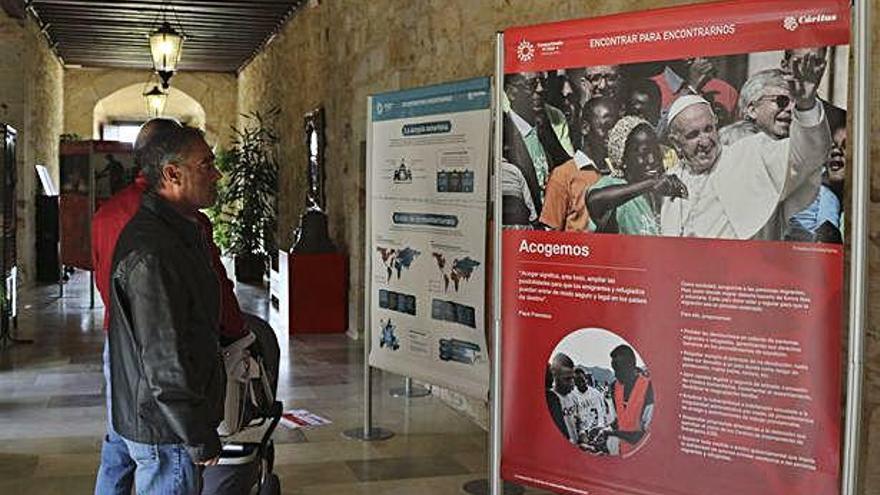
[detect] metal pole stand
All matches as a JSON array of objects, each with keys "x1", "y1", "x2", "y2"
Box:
[
  {"x1": 344, "y1": 94, "x2": 395, "y2": 443},
  {"x1": 462, "y1": 479, "x2": 524, "y2": 495},
  {"x1": 89, "y1": 270, "x2": 95, "y2": 309},
  {"x1": 342, "y1": 365, "x2": 394, "y2": 441},
  {"x1": 842, "y1": 1, "x2": 872, "y2": 494},
  {"x1": 390, "y1": 376, "x2": 431, "y2": 398},
  {"x1": 59, "y1": 265, "x2": 66, "y2": 298}
]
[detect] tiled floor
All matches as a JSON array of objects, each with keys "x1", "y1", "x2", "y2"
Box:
[{"x1": 0, "y1": 271, "x2": 548, "y2": 494}]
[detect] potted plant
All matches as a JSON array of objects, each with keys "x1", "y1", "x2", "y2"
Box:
[
  {"x1": 223, "y1": 108, "x2": 280, "y2": 283},
  {"x1": 204, "y1": 148, "x2": 234, "y2": 254}
]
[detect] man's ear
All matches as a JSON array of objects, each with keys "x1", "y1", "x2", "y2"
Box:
[
  {"x1": 744, "y1": 102, "x2": 758, "y2": 122},
  {"x1": 668, "y1": 131, "x2": 683, "y2": 156},
  {"x1": 160, "y1": 162, "x2": 182, "y2": 186}
]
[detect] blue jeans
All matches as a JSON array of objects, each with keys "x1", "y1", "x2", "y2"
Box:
[
  {"x1": 94, "y1": 340, "x2": 136, "y2": 495},
  {"x1": 96, "y1": 341, "x2": 202, "y2": 494},
  {"x1": 121, "y1": 438, "x2": 202, "y2": 495}
]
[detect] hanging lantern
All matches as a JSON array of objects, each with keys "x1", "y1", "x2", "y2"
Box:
[
  {"x1": 143, "y1": 85, "x2": 168, "y2": 116},
  {"x1": 149, "y1": 21, "x2": 184, "y2": 85}
]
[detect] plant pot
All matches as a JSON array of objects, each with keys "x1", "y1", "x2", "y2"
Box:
[{"x1": 234, "y1": 254, "x2": 266, "y2": 284}]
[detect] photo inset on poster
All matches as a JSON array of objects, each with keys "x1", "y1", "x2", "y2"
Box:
[
  {"x1": 431, "y1": 298, "x2": 476, "y2": 328},
  {"x1": 502, "y1": 47, "x2": 846, "y2": 244},
  {"x1": 436, "y1": 169, "x2": 475, "y2": 193},
  {"x1": 439, "y1": 338, "x2": 483, "y2": 365},
  {"x1": 378, "y1": 289, "x2": 416, "y2": 315},
  {"x1": 546, "y1": 328, "x2": 653, "y2": 458}
]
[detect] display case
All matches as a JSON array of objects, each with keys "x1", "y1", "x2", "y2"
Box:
[
  {"x1": 0, "y1": 124, "x2": 18, "y2": 345},
  {"x1": 36, "y1": 165, "x2": 60, "y2": 283}
]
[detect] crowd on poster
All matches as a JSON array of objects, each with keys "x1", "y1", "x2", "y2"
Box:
[{"x1": 501, "y1": 47, "x2": 846, "y2": 243}]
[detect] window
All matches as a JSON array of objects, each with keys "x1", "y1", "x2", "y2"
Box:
[{"x1": 102, "y1": 122, "x2": 144, "y2": 144}]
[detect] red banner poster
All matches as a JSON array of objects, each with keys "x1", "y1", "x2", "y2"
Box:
[
  {"x1": 59, "y1": 141, "x2": 133, "y2": 270},
  {"x1": 499, "y1": 1, "x2": 849, "y2": 494}
]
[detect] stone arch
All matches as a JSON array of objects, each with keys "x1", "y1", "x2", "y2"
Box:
[
  {"x1": 93, "y1": 83, "x2": 206, "y2": 139},
  {"x1": 64, "y1": 68, "x2": 238, "y2": 148}
]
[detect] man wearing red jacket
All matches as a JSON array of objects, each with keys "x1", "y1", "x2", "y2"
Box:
[{"x1": 93, "y1": 119, "x2": 246, "y2": 494}]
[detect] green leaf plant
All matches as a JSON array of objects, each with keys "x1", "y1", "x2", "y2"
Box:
[{"x1": 219, "y1": 107, "x2": 280, "y2": 258}]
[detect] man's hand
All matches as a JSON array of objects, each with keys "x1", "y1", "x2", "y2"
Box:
[
  {"x1": 196, "y1": 456, "x2": 220, "y2": 466},
  {"x1": 653, "y1": 175, "x2": 688, "y2": 199},
  {"x1": 686, "y1": 57, "x2": 716, "y2": 92},
  {"x1": 787, "y1": 51, "x2": 826, "y2": 110}
]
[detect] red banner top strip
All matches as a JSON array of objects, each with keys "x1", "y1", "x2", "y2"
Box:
[
  {"x1": 504, "y1": 0, "x2": 850, "y2": 73},
  {"x1": 93, "y1": 141, "x2": 133, "y2": 153},
  {"x1": 60, "y1": 141, "x2": 92, "y2": 154}
]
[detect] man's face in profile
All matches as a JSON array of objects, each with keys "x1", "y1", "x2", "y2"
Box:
[
  {"x1": 554, "y1": 365, "x2": 575, "y2": 395},
  {"x1": 175, "y1": 136, "x2": 221, "y2": 209},
  {"x1": 611, "y1": 353, "x2": 636, "y2": 383}
]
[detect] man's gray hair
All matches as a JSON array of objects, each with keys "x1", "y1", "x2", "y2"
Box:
[
  {"x1": 551, "y1": 352, "x2": 574, "y2": 372},
  {"x1": 132, "y1": 118, "x2": 182, "y2": 168},
  {"x1": 138, "y1": 126, "x2": 205, "y2": 190},
  {"x1": 134, "y1": 118, "x2": 181, "y2": 151},
  {"x1": 738, "y1": 69, "x2": 787, "y2": 118}
]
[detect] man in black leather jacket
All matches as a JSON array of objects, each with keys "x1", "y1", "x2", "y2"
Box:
[{"x1": 108, "y1": 125, "x2": 225, "y2": 493}]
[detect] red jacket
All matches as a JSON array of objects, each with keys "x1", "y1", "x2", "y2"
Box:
[{"x1": 91, "y1": 175, "x2": 245, "y2": 338}]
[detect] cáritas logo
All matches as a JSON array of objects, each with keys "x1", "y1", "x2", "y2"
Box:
[
  {"x1": 516, "y1": 40, "x2": 535, "y2": 62},
  {"x1": 784, "y1": 12, "x2": 838, "y2": 31}
]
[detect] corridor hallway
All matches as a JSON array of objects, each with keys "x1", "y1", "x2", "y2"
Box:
[{"x1": 0, "y1": 272, "x2": 546, "y2": 494}]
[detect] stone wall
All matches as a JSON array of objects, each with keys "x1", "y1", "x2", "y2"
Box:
[
  {"x1": 0, "y1": 9, "x2": 63, "y2": 285},
  {"x1": 239, "y1": 1, "x2": 880, "y2": 491},
  {"x1": 236, "y1": 0, "x2": 714, "y2": 431},
  {"x1": 64, "y1": 68, "x2": 238, "y2": 149},
  {"x1": 238, "y1": 0, "x2": 723, "y2": 341}
]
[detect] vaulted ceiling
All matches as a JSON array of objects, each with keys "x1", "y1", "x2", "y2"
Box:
[{"x1": 10, "y1": 0, "x2": 305, "y2": 72}]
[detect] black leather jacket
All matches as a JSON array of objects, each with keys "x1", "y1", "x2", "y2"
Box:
[{"x1": 109, "y1": 192, "x2": 224, "y2": 462}]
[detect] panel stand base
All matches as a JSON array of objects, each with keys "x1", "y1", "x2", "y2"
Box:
[
  {"x1": 390, "y1": 384, "x2": 431, "y2": 398},
  {"x1": 462, "y1": 479, "x2": 525, "y2": 494},
  {"x1": 341, "y1": 427, "x2": 395, "y2": 442}
]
